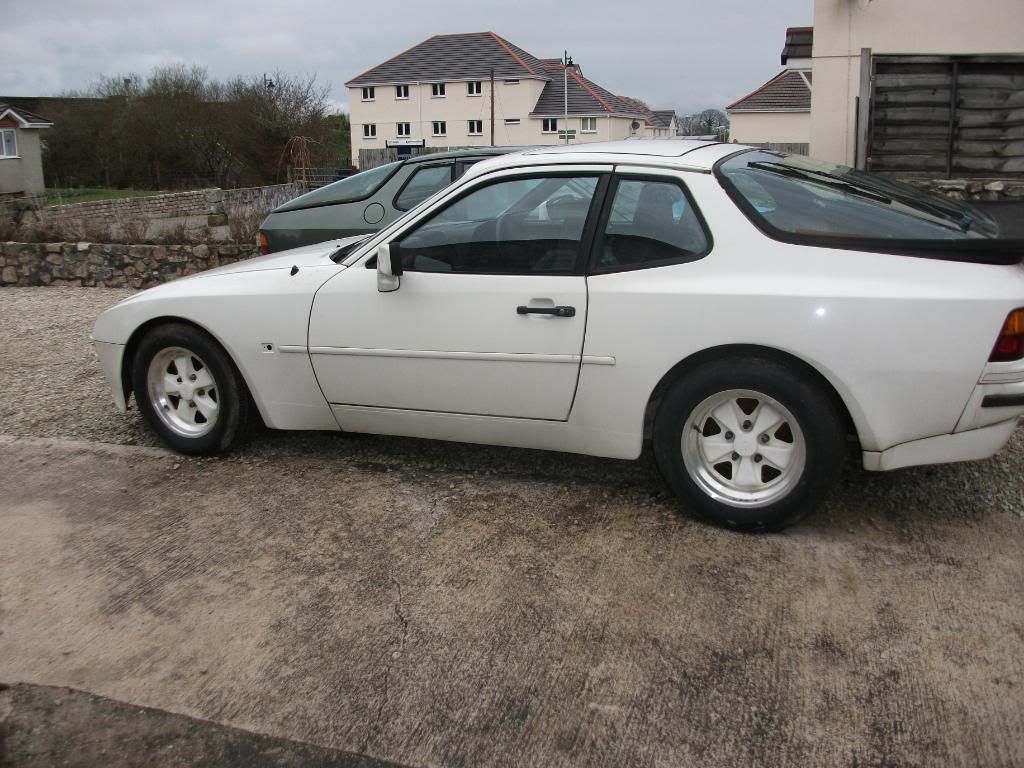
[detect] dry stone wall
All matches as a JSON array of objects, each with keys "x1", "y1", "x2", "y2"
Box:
[{"x1": 0, "y1": 242, "x2": 259, "y2": 289}]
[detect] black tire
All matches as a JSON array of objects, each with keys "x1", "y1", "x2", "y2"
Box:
[
  {"x1": 652, "y1": 356, "x2": 845, "y2": 532},
  {"x1": 131, "y1": 323, "x2": 250, "y2": 455}
]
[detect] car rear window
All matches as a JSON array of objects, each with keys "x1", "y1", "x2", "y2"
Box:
[
  {"x1": 717, "y1": 150, "x2": 999, "y2": 242},
  {"x1": 276, "y1": 161, "x2": 403, "y2": 212}
]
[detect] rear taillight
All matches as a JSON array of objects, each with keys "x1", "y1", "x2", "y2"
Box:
[
  {"x1": 257, "y1": 231, "x2": 270, "y2": 255},
  {"x1": 990, "y1": 308, "x2": 1024, "y2": 362}
]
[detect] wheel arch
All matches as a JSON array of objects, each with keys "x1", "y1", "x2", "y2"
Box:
[
  {"x1": 642, "y1": 344, "x2": 864, "y2": 448},
  {"x1": 121, "y1": 315, "x2": 264, "y2": 424}
]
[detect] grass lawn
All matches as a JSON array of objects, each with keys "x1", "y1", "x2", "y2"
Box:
[{"x1": 44, "y1": 188, "x2": 164, "y2": 206}]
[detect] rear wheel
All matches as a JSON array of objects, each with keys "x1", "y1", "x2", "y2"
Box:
[
  {"x1": 132, "y1": 323, "x2": 249, "y2": 455},
  {"x1": 653, "y1": 357, "x2": 845, "y2": 531}
]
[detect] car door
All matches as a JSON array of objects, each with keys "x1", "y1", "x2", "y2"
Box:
[{"x1": 308, "y1": 167, "x2": 610, "y2": 420}]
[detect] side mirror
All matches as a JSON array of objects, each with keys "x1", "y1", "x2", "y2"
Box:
[{"x1": 376, "y1": 242, "x2": 403, "y2": 292}]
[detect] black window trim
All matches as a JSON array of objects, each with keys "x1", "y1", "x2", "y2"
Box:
[
  {"x1": 391, "y1": 169, "x2": 613, "y2": 277},
  {"x1": 391, "y1": 161, "x2": 455, "y2": 212},
  {"x1": 586, "y1": 172, "x2": 714, "y2": 275},
  {"x1": 713, "y1": 149, "x2": 1023, "y2": 266}
]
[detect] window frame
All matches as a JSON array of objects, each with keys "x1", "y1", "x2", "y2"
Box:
[
  {"x1": 362, "y1": 123, "x2": 377, "y2": 139},
  {"x1": 713, "y1": 149, "x2": 1022, "y2": 264},
  {"x1": 503, "y1": 118, "x2": 520, "y2": 126},
  {"x1": 395, "y1": 84, "x2": 409, "y2": 99},
  {"x1": 396, "y1": 122, "x2": 411, "y2": 138},
  {"x1": 587, "y1": 172, "x2": 714, "y2": 275},
  {"x1": 431, "y1": 82, "x2": 446, "y2": 98},
  {"x1": 467, "y1": 81, "x2": 482, "y2": 96},
  {"x1": 432, "y1": 120, "x2": 447, "y2": 137},
  {"x1": 581, "y1": 117, "x2": 597, "y2": 134},
  {"x1": 361, "y1": 86, "x2": 375, "y2": 101},
  {"x1": 392, "y1": 162, "x2": 455, "y2": 212},
  {"x1": 392, "y1": 170, "x2": 612, "y2": 276},
  {"x1": 0, "y1": 128, "x2": 17, "y2": 158},
  {"x1": 467, "y1": 119, "x2": 483, "y2": 136},
  {"x1": 542, "y1": 118, "x2": 558, "y2": 134},
  {"x1": 503, "y1": 79, "x2": 520, "y2": 85}
]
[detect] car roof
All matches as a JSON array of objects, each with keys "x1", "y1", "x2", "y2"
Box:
[
  {"x1": 404, "y1": 146, "x2": 530, "y2": 164},
  {"x1": 461, "y1": 139, "x2": 752, "y2": 178}
]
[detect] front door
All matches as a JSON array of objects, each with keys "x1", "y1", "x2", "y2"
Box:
[{"x1": 308, "y1": 170, "x2": 608, "y2": 420}]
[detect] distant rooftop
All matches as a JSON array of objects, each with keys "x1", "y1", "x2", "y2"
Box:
[
  {"x1": 0, "y1": 103, "x2": 53, "y2": 127},
  {"x1": 725, "y1": 69, "x2": 811, "y2": 113},
  {"x1": 345, "y1": 32, "x2": 548, "y2": 86},
  {"x1": 781, "y1": 26, "x2": 813, "y2": 65}
]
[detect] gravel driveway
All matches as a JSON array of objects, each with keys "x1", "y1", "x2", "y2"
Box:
[{"x1": 1, "y1": 286, "x2": 1023, "y2": 767}]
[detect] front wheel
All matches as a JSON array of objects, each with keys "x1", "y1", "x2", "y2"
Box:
[
  {"x1": 653, "y1": 357, "x2": 845, "y2": 531},
  {"x1": 132, "y1": 323, "x2": 250, "y2": 455}
]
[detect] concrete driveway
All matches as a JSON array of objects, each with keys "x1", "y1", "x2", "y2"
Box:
[{"x1": 2, "y1": 433, "x2": 1023, "y2": 767}]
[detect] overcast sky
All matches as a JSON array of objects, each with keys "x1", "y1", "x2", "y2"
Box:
[{"x1": 2, "y1": 0, "x2": 812, "y2": 116}]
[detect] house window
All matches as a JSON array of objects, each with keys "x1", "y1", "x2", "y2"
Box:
[
  {"x1": 395, "y1": 84, "x2": 409, "y2": 99},
  {"x1": 504, "y1": 118, "x2": 520, "y2": 126},
  {"x1": 397, "y1": 122, "x2": 411, "y2": 137},
  {"x1": 542, "y1": 118, "x2": 558, "y2": 133},
  {"x1": 361, "y1": 86, "x2": 375, "y2": 101},
  {"x1": 363, "y1": 124, "x2": 377, "y2": 139},
  {"x1": 468, "y1": 120, "x2": 483, "y2": 135},
  {"x1": 504, "y1": 79, "x2": 520, "y2": 85},
  {"x1": 0, "y1": 129, "x2": 16, "y2": 158},
  {"x1": 581, "y1": 117, "x2": 597, "y2": 133},
  {"x1": 432, "y1": 121, "x2": 447, "y2": 136},
  {"x1": 467, "y1": 81, "x2": 482, "y2": 96},
  {"x1": 431, "y1": 83, "x2": 446, "y2": 97}
]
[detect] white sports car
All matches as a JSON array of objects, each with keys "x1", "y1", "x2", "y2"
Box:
[{"x1": 94, "y1": 140, "x2": 1024, "y2": 530}]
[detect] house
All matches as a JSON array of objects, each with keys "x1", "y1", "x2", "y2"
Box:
[
  {"x1": 809, "y1": 0, "x2": 1024, "y2": 177},
  {"x1": 345, "y1": 32, "x2": 676, "y2": 168},
  {"x1": 0, "y1": 103, "x2": 52, "y2": 197},
  {"x1": 725, "y1": 27, "x2": 812, "y2": 154}
]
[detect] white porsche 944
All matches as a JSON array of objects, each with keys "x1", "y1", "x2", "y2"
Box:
[{"x1": 94, "y1": 141, "x2": 1024, "y2": 530}]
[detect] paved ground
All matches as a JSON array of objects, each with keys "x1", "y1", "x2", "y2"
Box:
[{"x1": 1, "y1": 287, "x2": 1023, "y2": 767}]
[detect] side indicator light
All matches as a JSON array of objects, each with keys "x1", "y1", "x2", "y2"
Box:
[{"x1": 258, "y1": 231, "x2": 270, "y2": 255}]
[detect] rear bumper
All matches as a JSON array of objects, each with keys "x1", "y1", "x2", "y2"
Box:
[
  {"x1": 94, "y1": 341, "x2": 127, "y2": 413},
  {"x1": 863, "y1": 417, "x2": 1020, "y2": 471}
]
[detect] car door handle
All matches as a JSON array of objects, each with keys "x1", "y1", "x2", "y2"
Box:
[{"x1": 516, "y1": 305, "x2": 576, "y2": 317}]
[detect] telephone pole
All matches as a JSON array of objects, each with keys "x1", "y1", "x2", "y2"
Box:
[{"x1": 490, "y1": 68, "x2": 495, "y2": 146}]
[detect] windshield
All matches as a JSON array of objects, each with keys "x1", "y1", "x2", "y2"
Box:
[
  {"x1": 276, "y1": 161, "x2": 403, "y2": 212},
  {"x1": 717, "y1": 150, "x2": 999, "y2": 241}
]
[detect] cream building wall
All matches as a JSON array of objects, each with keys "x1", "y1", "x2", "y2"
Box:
[
  {"x1": 729, "y1": 111, "x2": 811, "y2": 145},
  {"x1": 348, "y1": 79, "x2": 642, "y2": 166},
  {"x1": 810, "y1": 0, "x2": 1024, "y2": 165}
]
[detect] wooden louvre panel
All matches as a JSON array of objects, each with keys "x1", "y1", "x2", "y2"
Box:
[{"x1": 868, "y1": 55, "x2": 1024, "y2": 178}]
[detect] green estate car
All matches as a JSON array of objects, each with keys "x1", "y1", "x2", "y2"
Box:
[{"x1": 258, "y1": 148, "x2": 521, "y2": 254}]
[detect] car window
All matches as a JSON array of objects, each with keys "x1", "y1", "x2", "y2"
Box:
[
  {"x1": 394, "y1": 164, "x2": 453, "y2": 211},
  {"x1": 276, "y1": 161, "x2": 403, "y2": 212},
  {"x1": 397, "y1": 175, "x2": 599, "y2": 274},
  {"x1": 594, "y1": 178, "x2": 709, "y2": 272},
  {"x1": 717, "y1": 150, "x2": 998, "y2": 241}
]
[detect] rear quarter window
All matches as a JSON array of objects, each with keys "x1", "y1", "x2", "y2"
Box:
[{"x1": 716, "y1": 150, "x2": 998, "y2": 243}]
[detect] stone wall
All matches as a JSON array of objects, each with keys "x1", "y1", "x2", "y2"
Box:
[
  {"x1": 0, "y1": 241, "x2": 259, "y2": 289},
  {"x1": 33, "y1": 183, "x2": 305, "y2": 228},
  {"x1": 900, "y1": 178, "x2": 1024, "y2": 202},
  {"x1": 41, "y1": 190, "x2": 216, "y2": 223}
]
